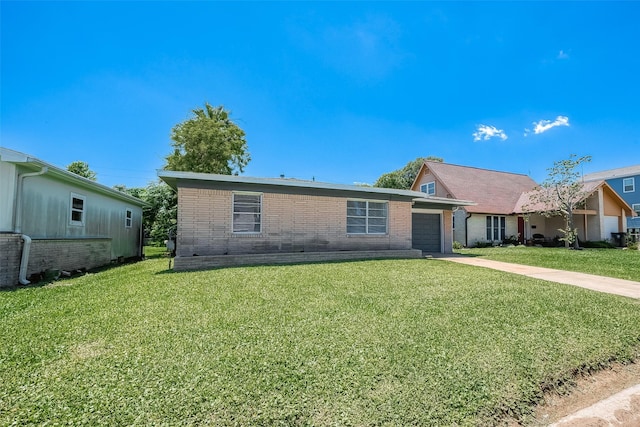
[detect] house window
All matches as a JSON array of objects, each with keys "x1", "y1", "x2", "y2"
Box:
[
  {"x1": 623, "y1": 177, "x2": 635, "y2": 193},
  {"x1": 233, "y1": 193, "x2": 262, "y2": 233},
  {"x1": 420, "y1": 181, "x2": 436, "y2": 195},
  {"x1": 633, "y1": 203, "x2": 640, "y2": 214},
  {"x1": 486, "y1": 215, "x2": 506, "y2": 241},
  {"x1": 125, "y1": 208, "x2": 133, "y2": 228},
  {"x1": 347, "y1": 200, "x2": 388, "y2": 234},
  {"x1": 70, "y1": 193, "x2": 86, "y2": 226}
]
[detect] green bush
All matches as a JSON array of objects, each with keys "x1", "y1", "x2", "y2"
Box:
[
  {"x1": 582, "y1": 240, "x2": 616, "y2": 249},
  {"x1": 453, "y1": 241, "x2": 464, "y2": 250}
]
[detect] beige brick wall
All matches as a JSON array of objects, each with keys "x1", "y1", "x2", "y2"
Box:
[{"x1": 177, "y1": 187, "x2": 413, "y2": 257}]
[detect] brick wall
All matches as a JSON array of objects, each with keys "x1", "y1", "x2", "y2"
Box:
[
  {"x1": 0, "y1": 234, "x2": 21, "y2": 288},
  {"x1": 177, "y1": 187, "x2": 413, "y2": 257},
  {"x1": 27, "y1": 238, "x2": 112, "y2": 277}
]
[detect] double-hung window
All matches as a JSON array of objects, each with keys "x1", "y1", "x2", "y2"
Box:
[
  {"x1": 347, "y1": 200, "x2": 388, "y2": 234},
  {"x1": 486, "y1": 215, "x2": 505, "y2": 241},
  {"x1": 623, "y1": 177, "x2": 635, "y2": 193},
  {"x1": 233, "y1": 193, "x2": 262, "y2": 233},
  {"x1": 70, "y1": 193, "x2": 86, "y2": 226},
  {"x1": 633, "y1": 203, "x2": 640, "y2": 214},
  {"x1": 420, "y1": 181, "x2": 436, "y2": 195}
]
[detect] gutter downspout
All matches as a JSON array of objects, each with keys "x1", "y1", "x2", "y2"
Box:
[
  {"x1": 15, "y1": 165, "x2": 48, "y2": 285},
  {"x1": 19, "y1": 235, "x2": 32, "y2": 285},
  {"x1": 465, "y1": 213, "x2": 472, "y2": 247}
]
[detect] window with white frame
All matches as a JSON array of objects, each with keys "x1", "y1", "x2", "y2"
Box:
[
  {"x1": 125, "y1": 208, "x2": 133, "y2": 228},
  {"x1": 486, "y1": 215, "x2": 506, "y2": 241},
  {"x1": 233, "y1": 193, "x2": 262, "y2": 233},
  {"x1": 347, "y1": 200, "x2": 388, "y2": 234},
  {"x1": 633, "y1": 203, "x2": 640, "y2": 214},
  {"x1": 420, "y1": 181, "x2": 436, "y2": 195},
  {"x1": 70, "y1": 193, "x2": 86, "y2": 226},
  {"x1": 623, "y1": 177, "x2": 635, "y2": 193}
]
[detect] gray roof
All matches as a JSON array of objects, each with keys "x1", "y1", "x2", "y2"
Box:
[
  {"x1": 1, "y1": 146, "x2": 146, "y2": 206},
  {"x1": 158, "y1": 170, "x2": 475, "y2": 209},
  {"x1": 584, "y1": 164, "x2": 640, "y2": 181}
]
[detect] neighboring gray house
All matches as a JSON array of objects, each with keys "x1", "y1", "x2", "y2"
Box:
[
  {"x1": 158, "y1": 170, "x2": 473, "y2": 271},
  {"x1": 0, "y1": 147, "x2": 145, "y2": 287}
]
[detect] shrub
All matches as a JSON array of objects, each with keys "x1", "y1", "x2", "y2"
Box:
[
  {"x1": 474, "y1": 241, "x2": 494, "y2": 248},
  {"x1": 628, "y1": 241, "x2": 639, "y2": 250},
  {"x1": 453, "y1": 241, "x2": 464, "y2": 250},
  {"x1": 582, "y1": 241, "x2": 616, "y2": 249}
]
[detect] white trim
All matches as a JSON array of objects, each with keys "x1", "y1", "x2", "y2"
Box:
[
  {"x1": 125, "y1": 208, "x2": 133, "y2": 228},
  {"x1": 411, "y1": 208, "x2": 444, "y2": 214},
  {"x1": 69, "y1": 192, "x2": 86, "y2": 226},
  {"x1": 347, "y1": 199, "x2": 388, "y2": 235},
  {"x1": 232, "y1": 192, "x2": 262, "y2": 234},
  {"x1": 420, "y1": 181, "x2": 436, "y2": 195},
  {"x1": 623, "y1": 177, "x2": 635, "y2": 193}
]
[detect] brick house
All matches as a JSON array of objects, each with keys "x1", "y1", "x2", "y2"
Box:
[
  {"x1": 158, "y1": 171, "x2": 473, "y2": 270},
  {"x1": 0, "y1": 147, "x2": 145, "y2": 287}
]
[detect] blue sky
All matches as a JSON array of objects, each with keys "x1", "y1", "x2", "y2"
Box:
[{"x1": 2, "y1": 1, "x2": 639, "y2": 188}]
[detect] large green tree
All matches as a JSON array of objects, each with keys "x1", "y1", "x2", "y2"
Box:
[
  {"x1": 165, "y1": 103, "x2": 250, "y2": 174},
  {"x1": 115, "y1": 182, "x2": 177, "y2": 244},
  {"x1": 524, "y1": 154, "x2": 592, "y2": 249},
  {"x1": 374, "y1": 156, "x2": 443, "y2": 190},
  {"x1": 66, "y1": 161, "x2": 97, "y2": 181}
]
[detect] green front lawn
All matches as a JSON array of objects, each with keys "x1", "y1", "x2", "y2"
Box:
[
  {"x1": 456, "y1": 246, "x2": 640, "y2": 282},
  {"x1": 1, "y1": 257, "x2": 639, "y2": 425}
]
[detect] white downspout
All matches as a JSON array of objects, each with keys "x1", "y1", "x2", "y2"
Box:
[
  {"x1": 15, "y1": 165, "x2": 48, "y2": 285},
  {"x1": 19, "y1": 235, "x2": 32, "y2": 285}
]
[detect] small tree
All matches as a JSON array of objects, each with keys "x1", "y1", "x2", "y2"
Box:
[
  {"x1": 165, "y1": 103, "x2": 250, "y2": 175},
  {"x1": 67, "y1": 161, "x2": 97, "y2": 181},
  {"x1": 525, "y1": 154, "x2": 592, "y2": 249},
  {"x1": 374, "y1": 156, "x2": 443, "y2": 190}
]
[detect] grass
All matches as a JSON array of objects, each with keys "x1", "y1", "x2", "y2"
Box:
[
  {"x1": 1, "y1": 257, "x2": 639, "y2": 425},
  {"x1": 456, "y1": 246, "x2": 640, "y2": 282}
]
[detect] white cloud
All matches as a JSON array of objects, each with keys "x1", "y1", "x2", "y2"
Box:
[
  {"x1": 557, "y1": 50, "x2": 569, "y2": 60},
  {"x1": 530, "y1": 116, "x2": 570, "y2": 135},
  {"x1": 473, "y1": 124, "x2": 508, "y2": 142}
]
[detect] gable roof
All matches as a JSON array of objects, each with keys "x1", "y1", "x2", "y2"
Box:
[
  {"x1": 513, "y1": 180, "x2": 634, "y2": 215},
  {"x1": 0, "y1": 147, "x2": 146, "y2": 206},
  {"x1": 413, "y1": 161, "x2": 537, "y2": 214},
  {"x1": 583, "y1": 164, "x2": 640, "y2": 181},
  {"x1": 158, "y1": 170, "x2": 475, "y2": 210}
]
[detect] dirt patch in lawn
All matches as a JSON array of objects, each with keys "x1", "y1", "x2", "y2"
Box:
[{"x1": 526, "y1": 360, "x2": 640, "y2": 426}]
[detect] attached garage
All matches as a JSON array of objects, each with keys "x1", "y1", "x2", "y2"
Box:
[{"x1": 412, "y1": 212, "x2": 441, "y2": 253}]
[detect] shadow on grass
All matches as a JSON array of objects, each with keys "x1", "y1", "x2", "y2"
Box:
[{"x1": 153, "y1": 256, "x2": 437, "y2": 275}]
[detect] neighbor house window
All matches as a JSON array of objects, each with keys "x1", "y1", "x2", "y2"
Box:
[
  {"x1": 623, "y1": 177, "x2": 635, "y2": 193},
  {"x1": 233, "y1": 193, "x2": 262, "y2": 233},
  {"x1": 486, "y1": 215, "x2": 506, "y2": 241},
  {"x1": 125, "y1": 208, "x2": 133, "y2": 228},
  {"x1": 633, "y1": 203, "x2": 640, "y2": 214},
  {"x1": 70, "y1": 193, "x2": 86, "y2": 226},
  {"x1": 420, "y1": 181, "x2": 436, "y2": 195},
  {"x1": 347, "y1": 200, "x2": 388, "y2": 234}
]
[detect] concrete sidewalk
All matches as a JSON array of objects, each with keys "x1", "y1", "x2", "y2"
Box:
[
  {"x1": 431, "y1": 253, "x2": 640, "y2": 425},
  {"x1": 431, "y1": 254, "x2": 640, "y2": 299}
]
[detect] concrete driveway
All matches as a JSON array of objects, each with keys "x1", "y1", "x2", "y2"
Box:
[{"x1": 432, "y1": 254, "x2": 640, "y2": 299}]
